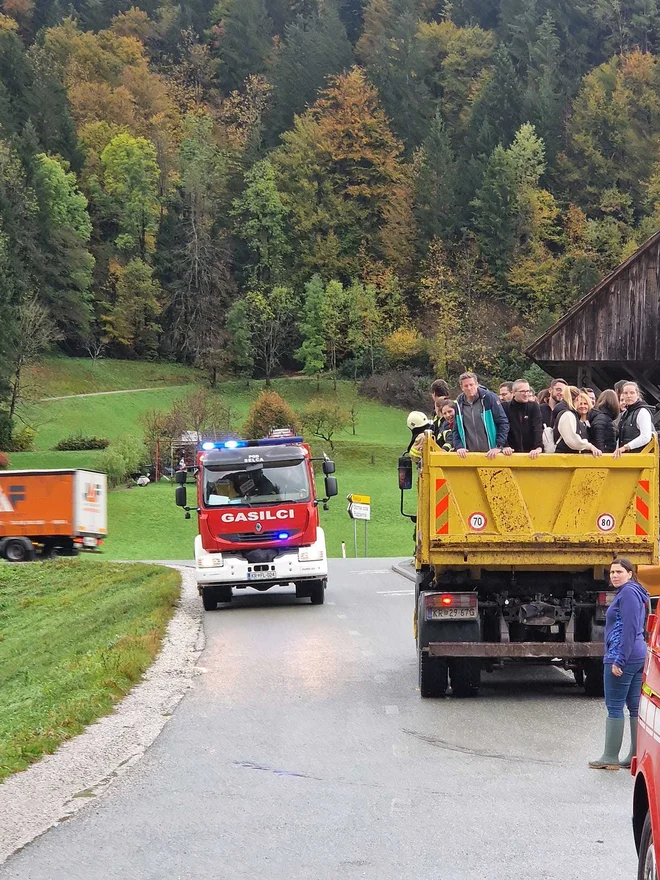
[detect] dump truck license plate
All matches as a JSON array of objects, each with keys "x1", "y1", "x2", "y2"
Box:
[
  {"x1": 429, "y1": 608, "x2": 478, "y2": 620},
  {"x1": 248, "y1": 571, "x2": 272, "y2": 580}
]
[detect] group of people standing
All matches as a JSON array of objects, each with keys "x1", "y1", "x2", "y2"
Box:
[{"x1": 408, "y1": 371, "x2": 657, "y2": 459}]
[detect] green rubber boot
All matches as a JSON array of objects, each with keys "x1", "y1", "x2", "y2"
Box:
[
  {"x1": 589, "y1": 717, "x2": 625, "y2": 770},
  {"x1": 619, "y1": 717, "x2": 639, "y2": 769}
]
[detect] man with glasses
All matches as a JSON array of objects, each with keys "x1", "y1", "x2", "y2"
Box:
[{"x1": 502, "y1": 379, "x2": 543, "y2": 459}]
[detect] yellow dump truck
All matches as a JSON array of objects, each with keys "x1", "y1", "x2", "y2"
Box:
[{"x1": 399, "y1": 436, "x2": 659, "y2": 697}]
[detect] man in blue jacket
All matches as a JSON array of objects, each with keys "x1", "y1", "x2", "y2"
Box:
[{"x1": 451, "y1": 371, "x2": 509, "y2": 460}]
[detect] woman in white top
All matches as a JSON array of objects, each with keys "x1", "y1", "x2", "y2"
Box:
[
  {"x1": 613, "y1": 382, "x2": 654, "y2": 458},
  {"x1": 553, "y1": 386, "x2": 603, "y2": 456}
]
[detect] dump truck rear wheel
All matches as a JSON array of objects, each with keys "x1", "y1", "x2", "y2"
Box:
[
  {"x1": 3, "y1": 537, "x2": 35, "y2": 562},
  {"x1": 201, "y1": 588, "x2": 218, "y2": 611},
  {"x1": 449, "y1": 659, "x2": 481, "y2": 697},
  {"x1": 419, "y1": 651, "x2": 448, "y2": 697},
  {"x1": 310, "y1": 579, "x2": 326, "y2": 605}
]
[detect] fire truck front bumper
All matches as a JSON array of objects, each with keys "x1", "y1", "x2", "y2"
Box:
[{"x1": 194, "y1": 531, "x2": 328, "y2": 588}]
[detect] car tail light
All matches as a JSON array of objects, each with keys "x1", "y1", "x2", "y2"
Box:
[
  {"x1": 425, "y1": 592, "x2": 477, "y2": 610},
  {"x1": 598, "y1": 591, "x2": 616, "y2": 606}
]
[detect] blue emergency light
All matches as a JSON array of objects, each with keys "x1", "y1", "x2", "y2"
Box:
[
  {"x1": 201, "y1": 436, "x2": 303, "y2": 451},
  {"x1": 277, "y1": 532, "x2": 290, "y2": 540}
]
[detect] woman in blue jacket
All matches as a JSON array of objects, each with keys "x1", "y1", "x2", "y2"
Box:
[{"x1": 589, "y1": 558, "x2": 649, "y2": 770}]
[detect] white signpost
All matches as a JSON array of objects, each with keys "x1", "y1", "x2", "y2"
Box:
[{"x1": 347, "y1": 493, "x2": 371, "y2": 557}]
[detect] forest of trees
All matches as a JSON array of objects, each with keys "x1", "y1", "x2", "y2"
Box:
[{"x1": 1, "y1": 0, "x2": 660, "y2": 421}]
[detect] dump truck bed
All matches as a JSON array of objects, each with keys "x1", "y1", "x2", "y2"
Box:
[{"x1": 417, "y1": 437, "x2": 659, "y2": 570}]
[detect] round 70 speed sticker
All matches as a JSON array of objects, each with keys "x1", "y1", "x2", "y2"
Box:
[{"x1": 468, "y1": 512, "x2": 488, "y2": 532}]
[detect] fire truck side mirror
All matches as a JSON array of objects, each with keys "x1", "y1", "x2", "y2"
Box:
[
  {"x1": 175, "y1": 485, "x2": 187, "y2": 508},
  {"x1": 398, "y1": 455, "x2": 413, "y2": 490},
  {"x1": 175, "y1": 470, "x2": 186, "y2": 485},
  {"x1": 324, "y1": 476, "x2": 338, "y2": 498},
  {"x1": 322, "y1": 459, "x2": 335, "y2": 475}
]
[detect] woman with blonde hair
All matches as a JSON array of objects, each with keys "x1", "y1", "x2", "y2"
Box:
[{"x1": 553, "y1": 386, "x2": 602, "y2": 455}]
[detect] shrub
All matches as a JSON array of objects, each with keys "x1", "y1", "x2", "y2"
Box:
[
  {"x1": 0, "y1": 451, "x2": 8, "y2": 469},
  {"x1": 359, "y1": 370, "x2": 434, "y2": 411},
  {"x1": 301, "y1": 399, "x2": 349, "y2": 450},
  {"x1": 242, "y1": 391, "x2": 301, "y2": 439},
  {"x1": 55, "y1": 433, "x2": 110, "y2": 451},
  {"x1": 98, "y1": 436, "x2": 147, "y2": 487},
  {"x1": 7, "y1": 426, "x2": 36, "y2": 452}
]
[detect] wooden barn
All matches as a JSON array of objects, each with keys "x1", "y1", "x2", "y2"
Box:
[{"x1": 526, "y1": 230, "x2": 660, "y2": 402}]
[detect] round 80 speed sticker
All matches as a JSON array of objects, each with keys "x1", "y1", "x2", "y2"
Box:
[
  {"x1": 468, "y1": 512, "x2": 488, "y2": 532},
  {"x1": 597, "y1": 513, "x2": 616, "y2": 532}
]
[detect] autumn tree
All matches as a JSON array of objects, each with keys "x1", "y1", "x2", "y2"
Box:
[
  {"x1": 100, "y1": 133, "x2": 161, "y2": 258},
  {"x1": 301, "y1": 398, "x2": 349, "y2": 449},
  {"x1": 104, "y1": 259, "x2": 162, "y2": 357},
  {"x1": 273, "y1": 67, "x2": 415, "y2": 283},
  {"x1": 243, "y1": 286, "x2": 297, "y2": 384},
  {"x1": 242, "y1": 390, "x2": 301, "y2": 438}
]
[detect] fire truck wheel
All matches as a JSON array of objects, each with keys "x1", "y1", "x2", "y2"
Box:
[
  {"x1": 201, "y1": 589, "x2": 218, "y2": 611},
  {"x1": 637, "y1": 812, "x2": 656, "y2": 880},
  {"x1": 309, "y1": 579, "x2": 326, "y2": 605},
  {"x1": 449, "y1": 659, "x2": 480, "y2": 697},
  {"x1": 3, "y1": 537, "x2": 36, "y2": 563},
  {"x1": 419, "y1": 652, "x2": 448, "y2": 698}
]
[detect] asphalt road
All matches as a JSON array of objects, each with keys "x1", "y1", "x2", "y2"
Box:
[{"x1": 0, "y1": 559, "x2": 638, "y2": 880}]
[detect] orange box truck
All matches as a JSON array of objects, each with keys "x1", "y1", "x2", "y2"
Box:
[{"x1": 0, "y1": 469, "x2": 107, "y2": 561}]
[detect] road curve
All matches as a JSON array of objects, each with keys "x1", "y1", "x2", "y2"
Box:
[{"x1": 0, "y1": 559, "x2": 636, "y2": 880}]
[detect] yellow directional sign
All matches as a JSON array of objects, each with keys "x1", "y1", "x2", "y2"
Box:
[{"x1": 347, "y1": 493, "x2": 371, "y2": 505}]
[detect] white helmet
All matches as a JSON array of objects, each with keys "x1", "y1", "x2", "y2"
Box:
[{"x1": 407, "y1": 411, "x2": 432, "y2": 431}]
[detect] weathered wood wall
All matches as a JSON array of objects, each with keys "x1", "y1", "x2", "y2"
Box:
[{"x1": 529, "y1": 232, "x2": 660, "y2": 363}]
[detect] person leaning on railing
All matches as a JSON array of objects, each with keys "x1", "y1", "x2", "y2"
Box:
[
  {"x1": 613, "y1": 381, "x2": 655, "y2": 457},
  {"x1": 552, "y1": 385, "x2": 603, "y2": 456}
]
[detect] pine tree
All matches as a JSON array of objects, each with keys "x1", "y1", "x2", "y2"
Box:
[
  {"x1": 413, "y1": 112, "x2": 459, "y2": 251},
  {"x1": 211, "y1": 0, "x2": 273, "y2": 93},
  {"x1": 266, "y1": 6, "x2": 354, "y2": 141},
  {"x1": 472, "y1": 144, "x2": 518, "y2": 279},
  {"x1": 466, "y1": 46, "x2": 524, "y2": 157}
]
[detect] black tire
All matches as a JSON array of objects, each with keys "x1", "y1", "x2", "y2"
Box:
[
  {"x1": 310, "y1": 579, "x2": 326, "y2": 605},
  {"x1": 419, "y1": 651, "x2": 448, "y2": 698},
  {"x1": 3, "y1": 537, "x2": 35, "y2": 563},
  {"x1": 201, "y1": 589, "x2": 218, "y2": 611},
  {"x1": 216, "y1": 586, "x2": 233, "y2": 604},
  {"x1": 449, "y1": 659, "x2": 481, "y2": 697},
  {"x1": 584, "y1": 664, "x2": 604, "y2": 697},
  {"x1": 414, "y1": 567, "x2": 433, "y2": 606},
  {"x1": 573, "y1": 666, "x2": 585, "y2": 688},
  {"x1": 638, "y1": 812, "x2": 657, "y2": 880}
]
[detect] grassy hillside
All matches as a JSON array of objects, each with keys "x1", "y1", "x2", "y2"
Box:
[
  {"x1": 10, "y1": 359, "x2": 414, "y2": 558},
  {"x1": 26, "y1": 357, "x2": 198, "y2": 398}
]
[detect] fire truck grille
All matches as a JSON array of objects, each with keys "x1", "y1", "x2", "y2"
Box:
[{"x1": 220, "y1": 530, "x2": 301, "y2": 543}]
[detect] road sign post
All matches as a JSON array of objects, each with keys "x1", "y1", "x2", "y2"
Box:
[{"x1": 347, "y1": 494, "x2": 371, "y2": 558}]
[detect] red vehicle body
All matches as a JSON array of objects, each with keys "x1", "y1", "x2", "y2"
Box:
[
  {"x1": 633, "y1": 609, "x2": 660, "y2": 879},
  {"x1": 175, "y1": 434, "x2": 337, "y2": 610}
]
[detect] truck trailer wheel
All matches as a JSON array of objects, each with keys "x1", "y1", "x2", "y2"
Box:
[
  {"x1": 419, "y1": 651, "x2": 448, "y2": 698},
  {"x1": 309, "y1": 579, "x2": 326, "y2": 605},
  {"x1": 584, "y1": 664, "x2": 604, "y2": 697},
  {"x1": 3, "y1": 537, "x2": 36, "y2": 563},
  {"x1": 449, "y1": 659, "x2": 481, "y2": 697}
]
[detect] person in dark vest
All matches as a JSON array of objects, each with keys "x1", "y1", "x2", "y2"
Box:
[
  {"x1": 613, "y1": 382, "x2": 655, "y2": 457},
  {"x1": 553, "y1": 386, "x2": 602, "y2": 456},
  {"x1": 502, "y1": 378, "x2": 543, "y2": 458},
  {"x1": 588, "y1": 389, "x2": 619, "y2": 453}
]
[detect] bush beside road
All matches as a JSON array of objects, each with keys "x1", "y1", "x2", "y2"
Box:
[{"x1": 0, "y1": 561, "x2": 180, "y2": 782}]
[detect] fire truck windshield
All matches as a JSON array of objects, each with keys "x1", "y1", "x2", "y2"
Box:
[{"x1": 203, "y1": 460, "x2": 311, "y2": 507}]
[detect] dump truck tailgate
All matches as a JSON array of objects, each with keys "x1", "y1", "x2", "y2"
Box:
[{"x1": 418, "y1": 439, "x2": 658, "y2": 568}]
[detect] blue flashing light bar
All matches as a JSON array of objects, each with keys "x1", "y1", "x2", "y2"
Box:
[{"x1": 201, "y1": 436, "x2": 303, "y2": 451}]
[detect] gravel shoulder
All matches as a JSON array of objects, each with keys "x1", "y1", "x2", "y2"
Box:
[{"x1": 0, "y1": 566, "x2": 203, "y2": 865}]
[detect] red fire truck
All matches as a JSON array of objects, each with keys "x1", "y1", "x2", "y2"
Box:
[
  {"x1": 633, "y1": 606, "x2": 660, "y2": 878},
  {"x1": 174, "y1": 433, "x2": 337, "y2": 610}
]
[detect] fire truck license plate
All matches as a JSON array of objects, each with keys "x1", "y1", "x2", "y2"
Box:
[
  {"x1": 248, "y1": 571, "x2": 273, "y2": 580},
  {"x1": 429, "y1": 608, "x2": 477, "y2": 620}
]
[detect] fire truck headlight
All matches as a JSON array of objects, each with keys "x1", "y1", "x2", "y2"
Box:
[
  {"x1": 298, "y1": 547, "x2": 324, "y2": 562},
  {"x1": 199, "y1": 554, "x2": 224, "y2": 568}
]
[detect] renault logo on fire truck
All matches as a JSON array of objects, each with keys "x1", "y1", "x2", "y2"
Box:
[
  {"x1": 255, "y1": 523, "x2": 263, "y2": 532},
  {"x1": 220, "y1": 509, "x2": 295, "y2": 523}
]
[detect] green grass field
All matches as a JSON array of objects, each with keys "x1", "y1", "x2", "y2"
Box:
[
  {"x1": 10, "y1": 359, "x2": 415, "y2": 558},
  {"x1": 0, "y1": 561, "x2": 180, "y2": 781}
]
